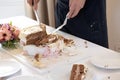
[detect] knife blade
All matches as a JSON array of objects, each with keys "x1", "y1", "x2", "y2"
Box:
[
  {"x1": 34, "y1": 10, "x2": 40, "y2": 24},
  {"x1": 51, "y1": 15, "x2": 68, "y2": 34},
  {"x1": 32, "y1": 0, "x2": 40, "y2": 24}
]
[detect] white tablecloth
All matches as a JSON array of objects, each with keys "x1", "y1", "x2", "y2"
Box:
[{"x1": 0, "y1": 16, "x2": 120, "y2": 80}]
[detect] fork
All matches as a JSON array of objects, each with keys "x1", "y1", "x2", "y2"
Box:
[{"x1": 51, "y1": 14, "x2": 68, "y2": 34}]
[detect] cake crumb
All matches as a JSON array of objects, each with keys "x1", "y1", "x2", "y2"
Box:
[
  {"x1": 84, "y1": 41, "x2": 88, "y2": 48},
  {"x1": 108, "y1": 76, "x2": 110, "y2": 79}
]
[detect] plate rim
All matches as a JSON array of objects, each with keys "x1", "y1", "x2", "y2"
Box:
[
  {"x1": 0, "y1": 60, "x2": 21, "y2": 77},
  {"x1": 90, "y1": 56, "x2": 120, "y2": 69},
  {"x1": 7, "y1": 75, "x2": 46, "y2": 80}
]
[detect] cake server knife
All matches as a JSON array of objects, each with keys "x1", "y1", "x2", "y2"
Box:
[
  {"x1": 34, "y1": 10, "x2": 40, "y2": 24},
  {"x1": 51, "y1": 14, "x2": 68, "y2": 34},
  {"x1": 32, "y1": 0, "x2": 40, "y2": 24}
]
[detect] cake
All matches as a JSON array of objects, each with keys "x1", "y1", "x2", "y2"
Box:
[
  {"x1": 70, "y1": 64, "x2": 87, "y2": 80},
  {"x1": 19, "y1": 23, "x2": 75, "y2": 68},
  {"x1": 19, "y1": 23, "x2": 74, "y2": 56}
]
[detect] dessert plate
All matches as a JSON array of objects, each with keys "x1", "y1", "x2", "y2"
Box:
[
  {"x1": 7, "y1": 75, "x2": 46, "y2": 80},
  {"x1": 90, "y1": 55, "x2": 120, "y2": 69},
  {"x1": 0, "y1": 60, "x2": 21, "y2": 77},
  {"x1": 102, "y1": 73, "x2": 120, "y2": 80}
]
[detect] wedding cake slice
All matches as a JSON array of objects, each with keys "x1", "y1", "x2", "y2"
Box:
[{"x1": 70, "y1": 64, "x2": 87, "y2": 80}]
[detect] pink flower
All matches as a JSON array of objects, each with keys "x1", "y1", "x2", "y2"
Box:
[
  {"x1": 0, "y1": 24, "x2": 13, "y2": 41},
  {"x1": 0, "y1": 23, "x2": 20, "y2": 42},
  {"x1": 0, "y1": 23, "x2": 20, "y2": 48},
  {"x1": 1, "y1": 24, "x2": 10, "y2": 30},
  {"x1": 0, "y1": 30, "x2": 4, "y2": 42},
  {"x1": 2, "y1": 28, "x2": 12, "y2": 41}
]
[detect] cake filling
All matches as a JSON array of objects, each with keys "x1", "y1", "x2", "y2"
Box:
[{"x1": 70, "y1": 64, "x2": 86, "y2": 80}]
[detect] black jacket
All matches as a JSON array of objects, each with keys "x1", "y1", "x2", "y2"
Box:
[{"x1": 55, "y1": 0, "x2": 108, "y2": 48}]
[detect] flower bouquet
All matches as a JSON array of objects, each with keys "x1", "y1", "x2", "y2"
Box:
[{"x1": 0, "y1": 22, "x2": 20, "y2": 49}]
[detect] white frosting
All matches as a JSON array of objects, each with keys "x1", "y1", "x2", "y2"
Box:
[
  {"x1": 23, "y1": 45, "x2": 47, "y2": 56},
  {"x1": 22, "y1": 39, "x2": 66, "y2": 56}
]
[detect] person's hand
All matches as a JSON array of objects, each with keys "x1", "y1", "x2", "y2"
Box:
[
  {"x1": 27, "y1": 0, "x2": 40, "y2": 10},
  {"x1": 68, "y1": 0, "x2": 86, "y2": 18}
]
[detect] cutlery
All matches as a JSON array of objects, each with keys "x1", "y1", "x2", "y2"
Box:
[
  {"x1": 32, "y1": 0, "x2": 40, "y2": 24},
  {"x1": 51, "y1": 14, "x2": 68, "y2": 34},
  {"x1": 34, "y1": 10, "x2": 40, "y2": 24},
  {"x1": 32, "y1": 0, "x2": 67, "y2": 34}
]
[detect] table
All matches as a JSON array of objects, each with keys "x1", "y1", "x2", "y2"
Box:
[{"x1": 0, "y1": 16, "x2": 120, "y2": 80}]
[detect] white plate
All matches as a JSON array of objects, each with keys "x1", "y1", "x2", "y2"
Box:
[
  {"x1": 90, "y1": 55, "x2": 120, "y2": 69},
  {"x1": 0, "y1": 60, "x2": 21, "y2": 77},
  {"x1": 7, "y1": 75, "x2": 46, "y2": 80},
  {"x1": 102, "y1": 73, "x2": 120, "y2": 80}
]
